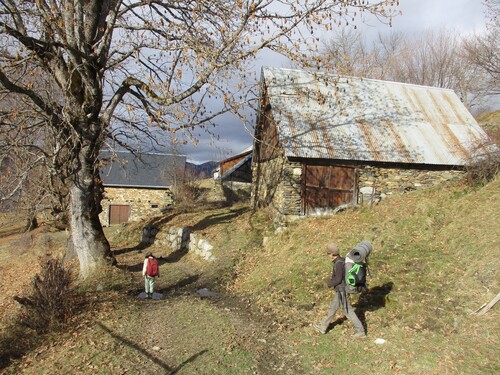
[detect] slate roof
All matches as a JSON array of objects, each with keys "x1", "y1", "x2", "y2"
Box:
[
  {"x1": 262, "y1": 67, "x2": 492, "y2": 167},
  {"x1": 100, "y1": 151, "x2": 186, "y2": 189}
]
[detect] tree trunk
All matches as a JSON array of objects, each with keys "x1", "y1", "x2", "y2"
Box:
[
  {"x1": 24, "y1": 216, "x2": 38, "y2": 232},
  {"x1": 69, "y1": 151, "x2": 115, "y2": 278}
]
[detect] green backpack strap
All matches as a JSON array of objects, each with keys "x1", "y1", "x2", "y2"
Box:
[{"x1": 347, "y1": 263, "x2": 361, "y2": 286}]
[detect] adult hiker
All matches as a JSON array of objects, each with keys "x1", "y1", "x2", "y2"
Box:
[
  {"x1": 313, "y1": 242, "x2": 367, "y2": 338},
  {"x1": 142, "y1": 252, "x2": 159, "y2": 298}
]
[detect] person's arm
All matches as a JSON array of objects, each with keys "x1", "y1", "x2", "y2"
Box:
[
  {"x1": 142, "y1": 258, "x2": 148, "y2": 276},
  {"x1": 327, "y1": 259, "x2": 344, "y2": 288}
]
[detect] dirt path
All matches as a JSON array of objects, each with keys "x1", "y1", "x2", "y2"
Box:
[
  {"x1": 117, "y1": 247, "x2": 305, "y2": 374},
  {"x1": 0, "y1": 220, "x2": 305, "y2": 374},
  {"x1": 208, "y1": 294, "x2": 303, "y2": 374}
]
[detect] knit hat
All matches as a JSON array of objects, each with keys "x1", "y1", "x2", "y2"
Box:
[{"x1": 326, "y1": 243, "x2": 340, "y2": 256}]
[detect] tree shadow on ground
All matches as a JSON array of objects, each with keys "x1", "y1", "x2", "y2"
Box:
[
  {"x1": 163, "y1": 248, "x2": 188, "y2": 263},
  {"x1": 112, "y1": 213, "x2": 178, "y2": 256},
  {"x1": 113, "y1": 242, "x2": 149, "y2": 256},
  {"x1": 97, "y1": 323, "x2": 207, "y2": 374},
  {"x1": 324, "y1": 282, "x2": 394, "y2": 333},
  {"x1": 158, "y1": 274, "x2": 201, "y2": 295},
  {"x1": 130, "y1": 274, "x2": 201, "y2": 298},
  {"x1": 190, "y1": 206, "x2": 249, "y2": 232},
  {"x1": 116, "y1": 261, "x2": 144, "y2": 273},
  {"x1": 0, "y1": 323, "x2": 41, "y2": 370},
  {"x1": 116, "y1": 250, "x2": 186, "y2": 273}
]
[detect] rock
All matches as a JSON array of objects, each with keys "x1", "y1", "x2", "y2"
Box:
[{"x1": 262, "y1": 237, "x2": 270, "y2": 247}]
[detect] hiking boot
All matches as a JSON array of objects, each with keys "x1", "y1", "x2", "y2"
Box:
[
  {"x1": 312, "y1": 323, "x2": 327, "y2": 334},
  {"x1": 351, "y1": 332, "x2": 367, "y2": 339}
]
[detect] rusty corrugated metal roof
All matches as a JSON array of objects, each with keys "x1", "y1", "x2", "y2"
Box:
[{"x1": 262, "y1": 67, "x2": 490, "y2": 166}]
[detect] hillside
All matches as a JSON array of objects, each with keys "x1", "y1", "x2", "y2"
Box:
[
  {"x1": 185, "y1": 161, "x2": 219, "y2": 179},
  {"x1": 0, "y1": 176, "x2": 498, "y2": 374},
  {"x1": 476, "y1": 109, "x2": 500, "y2": 127},
  {"x1": 476, "y1": 109, "x2": 500, "y2": 140}
]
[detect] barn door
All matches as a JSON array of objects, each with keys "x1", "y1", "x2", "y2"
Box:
[
  {"x1": 303, "y1": 165, "x2": 357, "y2": 215},
  {"x1": 109, "y1": 205, "x2": 130, "y2": 225}
]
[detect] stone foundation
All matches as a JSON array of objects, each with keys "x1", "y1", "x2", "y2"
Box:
[{"x1": 358, "y1": 166, "x2": 464, "y2": 205}]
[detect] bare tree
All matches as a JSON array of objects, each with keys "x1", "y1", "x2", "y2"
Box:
[
  {"x1": 0, "y1": 1, "x2": 395, "y2": 277},
  {"x1": 379, "y1": 30, "x2": 478, "y2": 103},
  {"x1": 0, "y1": 66, "x2": 69, "y2": 230},
  {"x1": 315, "y1": 27, "x2": 493, "y2": 110},
  {"x1": 314, "y1": 27, "x2": 378, "y2": 77},
  {"x1": 462, "y1": 0, "x2": 500, "y2": 99}
]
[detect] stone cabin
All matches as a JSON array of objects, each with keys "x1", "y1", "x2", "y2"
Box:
[
  {"x1": 252, "y1": 67, "x2": 492, "y2": 220},
  {"x1": 99, "y1": 151, "x2": 186, "y2": 225}
]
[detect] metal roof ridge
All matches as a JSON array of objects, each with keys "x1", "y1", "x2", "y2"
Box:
[{"x1": 262, "y1": 66, "x2": 456, "y2": 93}]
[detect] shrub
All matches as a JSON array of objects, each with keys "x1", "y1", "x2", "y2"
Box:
[
  {"x1": 173, "y1": 180, "x2": 200, "y2": 212},
  {"x1": 14, "y1": 257, "x2": 77, "y2": 333},
  {"x1": 465, "y1": 134, "x2": 500, "y2": 185}
]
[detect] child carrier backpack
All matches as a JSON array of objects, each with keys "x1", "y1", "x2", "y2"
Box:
[
  {"x1": 146, "y1": 257, "x2": 159, "y2": 277},
  {"x1": 344, "y1": 241, "x2": 372, "y2": 294}
]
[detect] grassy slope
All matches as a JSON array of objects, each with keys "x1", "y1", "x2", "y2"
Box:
[
  {"x1": 232, "y1": 177, "x2": 500, "y2": 374},
  {"x1": 1, "y1": 204, "x2": 286, "y2": 375},
  {"x1": 1, "y1": 178, "x2": 498, "y2": 374},
  {"x1": 476, "y1": 109, "x2": 500, "y2": 128},
  {"x1": 476, "y1": 109, "x2": 500, "y2": 141}
]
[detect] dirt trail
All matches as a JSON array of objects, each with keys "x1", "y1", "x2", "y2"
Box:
[
  {"x1": 200, "y1": 294, "x2": 302, "y2": 374},
  {"x1": 0, "y1": 218, "x2": 305, "y2": 374},
  {"x1": 120, "y1": 249, "x2": 305, "y2": 374}
]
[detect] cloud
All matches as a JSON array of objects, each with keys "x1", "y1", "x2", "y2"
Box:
[
  {"x1": 176, "y1": 112, "x2": 254, "y2": 164},
  {"x1": 355, "y1": 0, "x2": 487, "y2": 41}
]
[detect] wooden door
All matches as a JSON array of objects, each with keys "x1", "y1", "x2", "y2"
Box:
[
  {"x1": 303, "y1": 165, "x2": 357, "y2": 215},
  {"x1": 109, "y1": 205, "x2": 130, "y2": 225}
]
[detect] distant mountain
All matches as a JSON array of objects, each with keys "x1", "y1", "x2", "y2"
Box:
[{"x1": 186, "y1": 161, "x2": 218, "y2": 180}]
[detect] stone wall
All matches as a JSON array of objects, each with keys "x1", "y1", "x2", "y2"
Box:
[
  {"x1": 358, "y1": 166, "x2": 464, "y2": 205},
  {"x1": 143, "y1": 225, "x2": 215, "y2": 261},
  {"x1": 251, "y1": 157, "x2": 302, "y2": 220},
  {"x1": 280, "y1": 161, "x2": 303, "y2": 217},
  {"x1": 188, "y1": 233, "x2": 215, "y2": 261},
  {"x1": 252, "y1": 157, "x2": 465, "y2": 219},
  {"x1": 99, "y1": 186, "x2": 174, "y2": 226}
]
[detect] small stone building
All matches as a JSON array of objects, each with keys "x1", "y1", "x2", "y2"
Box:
[
  {"x1": 252, "y1": 67, "x2": 492, "y2": 220},
  {"x1": 99, "y1": 151, "x2": 186, "y2": 225}
]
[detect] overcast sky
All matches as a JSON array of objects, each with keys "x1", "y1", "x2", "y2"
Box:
[{"x1": 177, "y1": 0, "x2": 489, "y2": 164}]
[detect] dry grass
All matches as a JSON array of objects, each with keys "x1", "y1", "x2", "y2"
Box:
[
  {"x1": 233, "y1": 177, "x2": 500, "y2": 374},
  {"x1": 0, "y1": 177, "x2": 498, "y2": 374}
]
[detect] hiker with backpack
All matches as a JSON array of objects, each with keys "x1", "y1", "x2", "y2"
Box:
[
  {"x1": 312, "y1": 241, "x2": 372, "y2": 338},
  {"x1": 142, "y1": 252, "x2": 159, "y2": 298}
]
